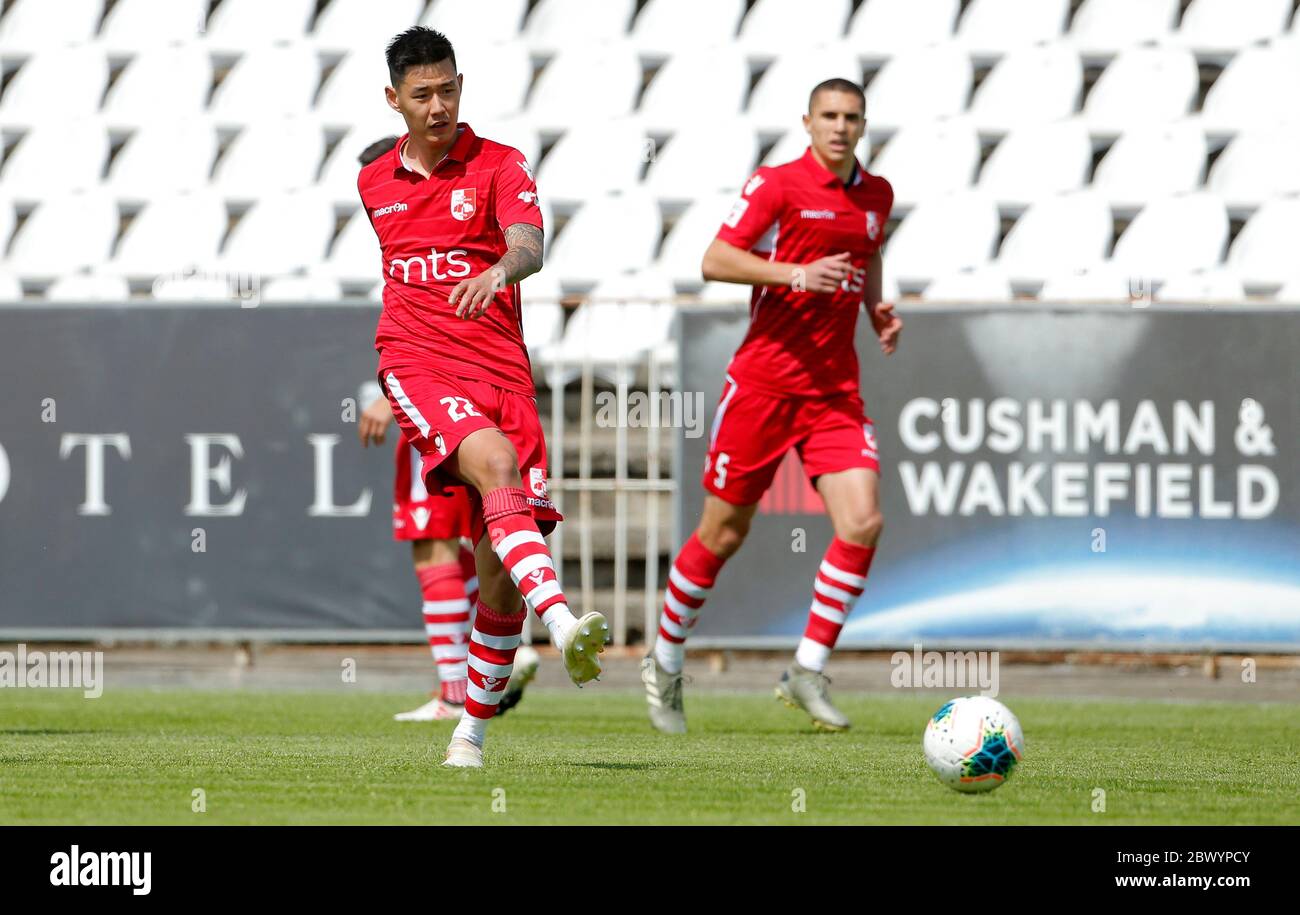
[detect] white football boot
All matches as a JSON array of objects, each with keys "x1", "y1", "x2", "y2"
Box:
[
  {"x1": 393, "y1": 697, "x2": 463, "y2": 722},
  {"x1": 442, "y1": 736, "x2": 484, "y2": 768},
  {"x1": 554, "y1": 612, "x2": 611, "y2": 686}
]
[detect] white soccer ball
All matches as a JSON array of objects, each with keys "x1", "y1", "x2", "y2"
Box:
[{"x1": 923, "y1": 696, "x2": 1025, "y2": 793}]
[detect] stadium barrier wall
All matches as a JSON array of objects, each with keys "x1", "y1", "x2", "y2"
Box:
[
  {"x1": 677, "y1": 304, "x2": 1300, "y2": 651},
  {"x1": 1, "y1": 302, "x2": 1297, "y2": 652}
]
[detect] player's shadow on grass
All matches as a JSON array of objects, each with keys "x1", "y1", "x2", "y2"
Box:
[{"x1": 570, "y1": 761, "x2": 663, "y2": 771}]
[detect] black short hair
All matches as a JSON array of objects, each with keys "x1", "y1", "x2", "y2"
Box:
[
  {"x1": 809, "y1": 78, "x2": 866, "y2": 114},
  {"x1": 358, "y1": 136, "x2": 399, "y2": 167},
  {"x1": 385, "y1": 26, "x2": 457, "y2": 88}
]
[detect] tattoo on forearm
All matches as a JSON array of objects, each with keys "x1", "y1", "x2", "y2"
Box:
[{"x1": 492, "y1": 223, "x2": 544, "y2": 288}]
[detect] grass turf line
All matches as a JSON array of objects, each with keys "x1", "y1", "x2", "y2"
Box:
[{"x1": 1, "y1": 688, "x2": 1296, "y2": 825}]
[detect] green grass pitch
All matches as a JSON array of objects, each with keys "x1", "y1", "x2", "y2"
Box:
[{"x1": 1, "y1": 688, "x2": 1297, "y2": 825}]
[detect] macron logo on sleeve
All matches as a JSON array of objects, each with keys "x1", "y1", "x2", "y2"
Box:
[{"x1": 374, "y1": 202, "x2": 408, "y2": 218}]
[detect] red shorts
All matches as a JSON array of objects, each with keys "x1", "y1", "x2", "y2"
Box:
[
  {"x1": 380, "y1": 364, "x2": 562, "y2": 542},
  {"x1": 391, "y1": 439, "x2": 473, "y2": 541},
  {"x1": 702, "y1": 375, "x2": 880, "y2": 506}
]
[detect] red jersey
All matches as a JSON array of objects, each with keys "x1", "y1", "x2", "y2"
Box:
[
  {"x1": 358, "y1": 123, "x2": 543, "y2": 396},
  {"x1": 714, "y1": 147, "x2": 894, "y2": 399}
]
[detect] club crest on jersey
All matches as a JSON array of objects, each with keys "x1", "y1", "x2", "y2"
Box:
[
  {"x1": 866, "y1": 211, "x2": 881, "y2": 241},
  {"x1": 529, "y1": 466, "x2": 548, "y2": 498},
  {"x1": 450, "y1": 187, "x2": 476, "y2": 221},
  {"x1": 862, "y1": 422, "x2": 878, "y2": 458}
]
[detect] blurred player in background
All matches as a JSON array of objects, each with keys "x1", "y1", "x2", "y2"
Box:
[
  {"x1": 359, "y1": 28, "x2": 608, "y2": 768},
  {"x1": 355, "y1": 136, "x2": 537, "y2": 724},
  {"x1": 643, "y1": 79, "x2": 902, "y2": 734}
]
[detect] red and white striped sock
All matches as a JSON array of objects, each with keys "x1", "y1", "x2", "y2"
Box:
[
  {"x1": 417, "y1": 562, "x2": 470, "y2": 705},
  {"x1": 653, "y1": 533, "x2": 727, "y2": 674},
  {"x1": 796, "y1": 537, "x2": 876, "y2": 672},
  {"x1": 483, "y1": 487, "x2": 576, "y2": 645},
  {"x1": 452, "y1": 599, "x2": 525, "y2": 746}
]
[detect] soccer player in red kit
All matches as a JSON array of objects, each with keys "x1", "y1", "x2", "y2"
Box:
[
  {"x1": 359, "y1": 28, "x2": 608, "y2": 768},
  {"x1": 354, "y1": 135, "x2": 538, "y2": 724},
  {"x1": 642, "y1": 79, "x2": 903, "y2": 734}
]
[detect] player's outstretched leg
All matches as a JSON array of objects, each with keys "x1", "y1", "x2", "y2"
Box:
[
  {"x1": 444, "y1": 598, "x2": 525, "y2": 768},
  {"x1": 482, "y1": 487, "x2": 608, "y2": 685}
]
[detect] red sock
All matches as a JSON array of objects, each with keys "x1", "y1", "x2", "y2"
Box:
[
  {"x1": 653, "y1": 532, "x2": 727, "y2": 673},
  {"x1": 457, "y1": 542, "x2": 479, "y2": 607},
  {"x1": 797, "y1": 537, "x2": 875, "y2": 672},
  {"x1": 416, "y1": 562, "x2": 470, "y2": 704},
  {"x1": 483, "y1": 487, "x2": 570, "y2": 626},
  {"x1": 463, "y1": 599, "x2": 525, "y2": 721}
]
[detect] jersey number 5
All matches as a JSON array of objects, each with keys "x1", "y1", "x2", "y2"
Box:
[{"x1": 713, "y1": 453, "x2": 730, "y2": 489}]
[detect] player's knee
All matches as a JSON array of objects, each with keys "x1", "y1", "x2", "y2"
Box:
[
  {"x1": 481, "y1": 446, "x2": 522, "y2": 489},
  {"x1": 703, "y1": 516, "x2": 750, "y2": 558},
  {"x1": 841, "y1": 508, "x2": 883, "y2": 546}
]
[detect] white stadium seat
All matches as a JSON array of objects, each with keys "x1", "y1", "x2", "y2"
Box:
[
  {"x1": 1227, "y1": 196, "x2": 1300, "y2": 289},
  {"x1": 421, "y1": 0, "x2": 529, "y2": 41},
  {"x1": 219, "y1": 188, "x2": 336, "y2": 277},
  {"x1": 848, "y1": 0, "x2": 960, "y2": 64},
  {"x1": 1110, "y1": 193, "x2": 1229, "y2": 282},
  {"x1": 324, "y1": 208, "x2": 382, "y2": 284},
  {"x1": 0, "y1": 121, "x2": 109, "y2": 198},
  {"x1": 7, "y1": 189, "x2": 119, "y2": 280},
  {"x1": 312, "y1": 0, "x2": 425, "y2": 57},
  {"x1": 698, "y1": 281, "x2": 751, "y2": 304},
  {"x1": 956, "y1": 0, "x2": 1070, "y2": 63},
  {"x1": 968, "y1": 45, "x2": 1082, "y2": 136},
  {"x1": 150, "y1": 275, "x2": 245, "y2": 303},
  {"x1": 112, "y1": 189, "x2": 228, "y2": 278},
  {"x1": 1039, "y1": 263, "x2": 1133, "y2": 302},
  {"x1": 443, "y1": 40, "x2": 532, "y2": 121},
  {"x1": 99, "y1": 0, "x2": 208, "y2": 53},
  {"x1": 45, "y1": 273, "x2": 131, "y2": 302},
  {"x1": 0, "y1": 44, "x2": 109, "y2": 123},
  {"x1": 996, "y1": 190, "x2": 1112, "y2": 288},
  {"x1": 0, "y1": 271, "x2": 23, "y2": 300},
  {"x1": 314, "y1": 51, "x2": 401, "y2": 130},
  {"x1": 540, "y1": 270, "x2": 677, "y2": 381},
  {"x1": 871, "y1": 119, "x2": 980, "y2": 211},
  {"x1": 1174, "y1": 0, "x2": 1292, "y2": 63},
  {"x1": 107, "y1": 119, "x2": 218, "y2": 203},
  {"x1": 545, "y1": 191, "x2": 662, "y2": 287},
  {"x1": 473, "y1": 118, "x2": 541, "y2": 172},
  {"x1": 1091, "y1": 122, "x2": 1207, "y2": 212},
  {"x1": 1155, "y1": 269, "x2": 1245, "y2": 303},
  {"x1": 656, "y1": 193, "x2": 735, "y2": 286},
  {"x1": 212, "y1": 117, "x2": 325, "y2": 201},
  {"x1": 524, "y1": 42, "x2": 642, "y2": 134},
  {"x1": 259, "y1": 275, "x2": 345, "y2": 302},
  {"x1": 0, "y1": 195, "x2": 15, "y2": 256},
  {"x1": 1081, "y1": 47, "x2": 1198, "y2": 137},
  {"x1": 0, "y1": 0, "x2": 103, "y2": 55},
  {"x1": 535, "y1": 118, "x2": 649, "y2": 209},
  {"x1": 1068, "y1": 0, "x2": 1179, "y2": 61},
  {"x1": 101, "y1": 44, "x2": 213, "y2": 128},
  {"x1": 523, "y1": 0, "x2": 636, "y2": 55},
  {"x1": 738, "y1": 0, "x2": 851, "y2": 61},
  {"x1": 1206, "y1": 129, "x2": 1300, "y2": 215},
  {"x1": 978, "y1": 119, "x2": 1091, "y2": 211},
  {"x1": 748, "y1": 44, "x2": 865, "y2": 135},
  {"x1": 204, "y1": 0, "x2": 315, "y2": 52},
  {"x1": 864, "y1": 43, "x2": 972, "y2": 135},
  {"x1": 1278, "y1": 275, "x2": 1300, "y2": 302},
  {"x1": 520, "y1": 272, "x2": 565, "y2": 350},
  {"x1": 884, "y1": 191, "x2": 1000, "y2": 289},
  {"x1": 209, "y1": 43, "x2": 322, "y2": 124},
  {"x1": 631, "y1": 0, "x2": 745, "y2": 61},
  {"x1": 317, "y1": 127, "x2": 400, "y2": 207},
  {"x1": 921, "y1": 265, "x2": 1013, "y2": 302},
  {"x1": 1200, "y1": 42, "x2": 1300, "y2": 136},
  {"x1": 643, "y1": 119, "x2": 758, "y2": 207},
  {"x1": 638, "y1": 46, "x2": 750, "y2": 133}
]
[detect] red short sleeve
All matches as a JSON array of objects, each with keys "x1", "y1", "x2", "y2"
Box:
[
  {"x1": 715, "y1": 168, "x2": 783, "y2": 252},
  {"x1": 492, "y1": 149, "x2": 544, "y2": 233}
]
